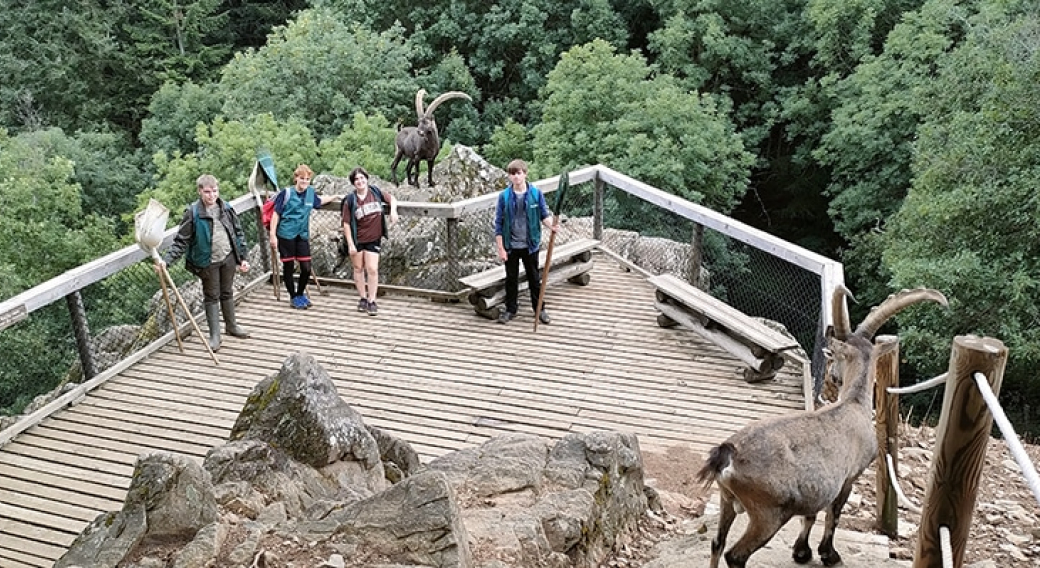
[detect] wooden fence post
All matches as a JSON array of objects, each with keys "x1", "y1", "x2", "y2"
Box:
[
  {"x1": 913, "y1": 335, "x2": 1007, "y2": 568},
  {"x1": 874, "y1": 334, "x2": 899, "y2": 537},
  {"x1": 592, "y1": 176, "x2": 604, "y2": 241}
]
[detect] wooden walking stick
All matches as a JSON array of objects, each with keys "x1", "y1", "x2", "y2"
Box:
[
  {"x1": 157, "y1": 271, "x2": 184, "y2": 353},
  {"x1": 249, "y1": 158, "x2": 282, "y2": 301},
  {"x1": 160, "y1": 264, "x2": 220, "y2": 365},
  {"x1": 134, "y1": 199, "x2": 184, "y2": 352},
  {"x1": 534, "y1": 172, "x2": 569, "y2": 333}
]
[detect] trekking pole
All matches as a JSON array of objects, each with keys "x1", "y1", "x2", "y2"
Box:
[
  {"x1": 270, "y1": 242, "x2": 282, "y2": 301},
  {"x1": 533, "y1": 171, "x2": 569, "y2": 333}
]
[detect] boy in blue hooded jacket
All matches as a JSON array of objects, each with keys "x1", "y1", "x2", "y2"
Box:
[{"x1": 493, "y1": 159, "x2": 558, "y2": 324}]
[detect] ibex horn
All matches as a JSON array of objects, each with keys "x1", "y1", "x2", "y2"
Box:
[
  {"x1": 854, "y1": 288, "x2": 948, "y2": 339},
  {"x1": 830, "y1": 284, "x2": 854, "y2": 341},
  {"x1": 415, "y1": 88, "x2": 428, "y2": 120},
  {"x1": 423, "y1": 91, "x2": 472, "y2": 117}
]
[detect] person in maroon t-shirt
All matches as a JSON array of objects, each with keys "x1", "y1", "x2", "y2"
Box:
[{"x1": 341, "y1": 167, "x2": 398, "y2": 315}]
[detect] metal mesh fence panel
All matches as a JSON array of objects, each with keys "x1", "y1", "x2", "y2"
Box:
[
  {"x1": 596, "y1": 183, "x2": 824, "y2": 374},
  {"x1": 0, "y1": 302, "x2": 77, "y2": 421}
]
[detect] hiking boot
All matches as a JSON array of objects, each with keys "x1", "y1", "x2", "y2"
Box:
[
  {"x1": 367, "y1": 301, "x2": 378, "y2": 316},
  {"x1": 498, "y1": 310, "x2": 515, "y2": 324},
  {"x1": 357, "y1": 298, "x2": 368, "y2": 312},
  {"x1": 539, "y1": 309, "x2": 551, "y2": 325}
]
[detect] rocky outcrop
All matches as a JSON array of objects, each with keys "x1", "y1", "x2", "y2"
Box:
[{"x1": 54, "y1": 351, "x2": 651, "y2": 568}]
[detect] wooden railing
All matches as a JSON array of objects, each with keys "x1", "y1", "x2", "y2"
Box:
[
  {"x1": 875, "y1": 334, "x2": 1040, "y2": 566},
  {"x1": 0, "y1": 165, "x2": 844, "y2": 440}
]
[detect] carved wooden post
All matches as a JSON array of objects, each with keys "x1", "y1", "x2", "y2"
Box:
[
  {"x1": 593, "y1": 176, "x2": 604, "y2": 241},
  {"x1": 913, "y1": 335, "x2": 1007, "y2": 568},
  {"x1": 873, "y1": 334, "x2": 899, "y2": 537}
]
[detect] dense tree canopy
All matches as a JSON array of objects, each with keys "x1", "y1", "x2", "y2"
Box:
[
  {"x1": 2, "y1": 0, "x2": 1040, "y2": 434},
  {"x1": 882, "y1": 1, "x2": 1040, "y2": 412},
  {"x1": 532, "y1": 40, "x2": 752, "y2": 211}
]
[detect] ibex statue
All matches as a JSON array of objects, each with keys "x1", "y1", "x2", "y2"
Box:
[{"x1": 391, "y1": 89, "x2": 472, "y2": 188}]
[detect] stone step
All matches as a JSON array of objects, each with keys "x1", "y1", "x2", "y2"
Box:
[{"x1": 644, "y1": 492, "x2": 911, "y2": 567}]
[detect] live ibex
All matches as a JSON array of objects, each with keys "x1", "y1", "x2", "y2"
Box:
[
  {"x1": 697, "y1": 286, "x2": 948, "y2": 567},
  {"x1": 390, "y1": 89, "x2": 472, "y2": 188}
]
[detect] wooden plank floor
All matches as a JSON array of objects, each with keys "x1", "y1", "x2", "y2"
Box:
[{"x1": 0, "y1": 254, "x2": 807, "y2": 568}]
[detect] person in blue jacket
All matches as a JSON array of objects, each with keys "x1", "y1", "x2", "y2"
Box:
[
  {"x1": 493, "y1": 159, "x2": 558, "y2": 324},
  {"x1": 156, "y1": 174, "x2": 250, "y2": 351},
  {"x1": 268, "y1": 164, "x2": 336, "y2": 309}
]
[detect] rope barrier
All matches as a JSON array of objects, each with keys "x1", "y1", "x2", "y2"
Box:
[
  {"x1": 887, "y1": 372, "x2": 947, "y2": 395},
  {"x1": 939, "y1": 526, "x2": 954, "y2": 568},
  {"x1": 972, "y1": 372, "x2": 1040, "y2": 507},
  {"x1": 885, "y1": 454, "x2": 922, "y2": 513}
]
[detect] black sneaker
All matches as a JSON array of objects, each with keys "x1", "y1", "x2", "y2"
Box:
[
  {"x1": 497, "y1": 310, "x2": 515, "y2": 324},
  {"x1": 357, "y1": 298, "x2": 368, "y2": 312},
  {"x1": 539, "y1": 309, "x2": 551, "y2": 324},
  {"x1": 367, "y1": 301, "x2": 378, "y2": 316}
]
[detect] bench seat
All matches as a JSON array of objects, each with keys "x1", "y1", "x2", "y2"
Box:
[
  {"x1": 648, "y1": 273, "x2": 802, "y2": 382},
  {"x1": 459, "y1": 238, "x2": 599, "y2": 319}
]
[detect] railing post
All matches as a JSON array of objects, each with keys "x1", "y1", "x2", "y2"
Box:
[
  {"x1": 874, "y1": 334, "x2": 900, "y2": 537},
  {"x1": 445, "y1": 217, "x2": 460, "y2": 290},
  {"x1": 913, "y1": 335, "x2": 1008, "y2": 568},
  {"x1": 689, "y1": 223, "x2": 704, "y2": 287},
  {"x1": 66, "y1": 290, "x2": 98, "y2": 380},
  {"x1": 593, "y1": 176, "x2": 604, "y2": 241}
]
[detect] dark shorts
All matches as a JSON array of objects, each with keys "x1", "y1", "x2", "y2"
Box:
[
  {"x1": 357, "y1": 241, "x2": 381, "y2": 254},
  {"x1": 278, "y1": 236, "x2": 311, "y2": 263}
]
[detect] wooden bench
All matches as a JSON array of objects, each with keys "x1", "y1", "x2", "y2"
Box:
[
  {"x1": 648, "y1": 273, "x2": 802, "y2": 383},
  {"x1": 460, "y1": 238, "x2": 600, "y2": 319}
]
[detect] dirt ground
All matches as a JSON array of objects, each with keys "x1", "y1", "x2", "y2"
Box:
[{"x1": 636, "y1": 425, "x2": 1040, "y2": 567}]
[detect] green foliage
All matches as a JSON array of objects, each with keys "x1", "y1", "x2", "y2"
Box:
[
  {"x1": 140, "y1": 81, "x2": 225, "y2": 157},
  {"x1": 318, "y1": 112, "x2": 398, "y2": 178},
  {"x1": 882, "y1": 1, "x2": 1040, "y2": 428},
  {"x1": 0, "y1": 308, "x2": 76, "y2": 415},
  {"x1": 120, "y1": 0, "x2": 231, "y2": 86},
  {"x1": 533, "y1": 40, "x2": 753, "y2": 212},
  {"x1": 0, "y1": 0, "x2": 126, "y2": 132},
  {"x1": 814, "y1": 0, "x2": 974, "y2": 314},
  {"x1": 483, "y1": 120, "x2": 533, "y2": 171},
  {"x1": 0, "y1": 129, "x2": 120, "y2": 295},
  {"x1": 137, "y1": 114, "x2": 318, "y2": 219},
  {"x1": 218, "y1": 8, "x2": 419, "y2": 141}
]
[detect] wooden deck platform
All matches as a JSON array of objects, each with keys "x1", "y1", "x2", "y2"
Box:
[{"x1": 0, "y1": 253, "x2": 808, "y2": 568}]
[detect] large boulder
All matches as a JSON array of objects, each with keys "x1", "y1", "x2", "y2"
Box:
[
  {"x1": 55, "y1": 452, "x2": 218, "y2": 568},
  {"x1": 55, "y1": 352, "x2": 653, "y2": 568},
  {"x1": 230, "y1": 351, "x2": 388, "y2": 494},
  {"x1": 428, "y1": 431, "x2": 649, "y2": 568}
]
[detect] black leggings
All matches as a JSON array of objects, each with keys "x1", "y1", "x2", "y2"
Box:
[{"x1": 283, "y1": 260, "x2": 312, "y2": 298}]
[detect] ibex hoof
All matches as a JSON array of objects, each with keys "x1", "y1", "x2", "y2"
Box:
[{"x1": 820, "y1": 550, "x2": 842, "y2": 566}]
